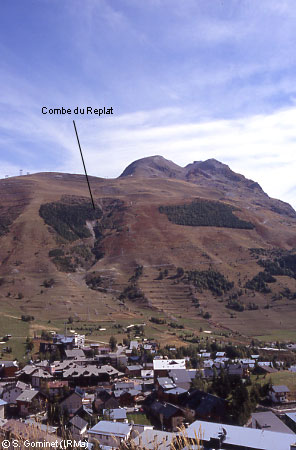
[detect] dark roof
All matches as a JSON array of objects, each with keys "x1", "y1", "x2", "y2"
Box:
[
  {"x1": 96, "y1": 388, "x2": 112, "y2": 401},
  {"x1": 150, "y1": 400, "x2": 182, "y2": 419},
  {"x1": 183, "y1": 389, "x2": 227, "y2": 417},
  {"x1": 169, "y1": 369, "x2": 191, "y2": 384},
  {"x1": 69, "y1": 415, "x2": 88, "y2": 430}
]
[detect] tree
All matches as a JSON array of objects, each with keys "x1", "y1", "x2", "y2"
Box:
[
  {"x1": 109, "y1": 335, "x2": 117, "y2": 351},
  {"x1": 176, "y1": 267, "x2": 184, "y2": 278},
  {"x1": 191, "y1": 372, "x2": 207, "y2": 391},
  {"x1": 25, "y1": 337, "x2": 34, "y2": 352},
  {"x1": 41, "y1": 330, "x2": 52, "y2": 341}
]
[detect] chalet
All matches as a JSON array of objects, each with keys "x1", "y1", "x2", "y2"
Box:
[
  {"x1": 94, "y1": 388, "x2": 119, "y2": 413},
  {"x1": 1, "y1": 381, "x2": 30, "y2": 405},
  {"x1": 44, "y1": 380, "x2": 69, "y2": 397},
  {"x1": 60, "y1": 387, "x2": 85, "y2": 415},
  {"x1": 163, "y1": 387, "x2": 188, "y2": 405},
  {"x1": 0, "y1": 360, "x2": 19, "y2": 378},
  {"x1": 64, "y1": 348, "x2": 86, "y2": 360},
  {"x1": 15, "y1": 364, "x2": 38, "y2": 383},
  {"x1": 181, "y1": 389, "x2": 228, "y2": 422},
  {"x1": 257, "y1": 365, "x2": 278, "y2": 375},
  {"x1": 39, "y1": 341, "x2": 59, "y2": 354},
  {"x1": 114, "y1": 381, "x2": 136, "y2": 391},
  {"x1": 269, "y1": 385, "x2": 290, "y2": 403},
  {"x1": 31, "y1": 368, "x2": 53, "y2": 388},
  {"x1": 88, "y1": 420, "x2": 132, "y2": 447},
  {"x1": 227, "y1": 363, "x2": 245, "y2": 378},
  {"x1": 16, "y1": 389, "x2": 46, "y2": 417},
  {"x1": 200, "y1": 352, "x2": 211, "y2": 359},
  {"x1": 53, "y1": 333, "x2": 85, "y2": 349},
  {"x1": 103, "y1": 407, "x2": 127, "y2": 422},
  {"x1": 96, "y1": 345, "x2": 111, "y2": 355},
  {"x1": 239, "y1": 358, "x2": 256, "y2": 369},
  {"x1": 203, "y1": 367, "x2": 221, "y2": 379},
  {"x1": 68, "y1": 415, "x2": 88, "y2": 439},
  {"x1": 148, "y1": 400, "x2": 184, "y2": 431},
  {"x1": 126, "y1": 364, "x2": 143, "y2": 377},
  {"x1": 169, "y1": 369, "x2": 196, "y2": 390},
  {"x1": 153, "y1": 359, "x2": 186, "y2": 379},
  {"x1": 156, "y1": 377, "x2": 176, "y2": 395},
  {"x1": 117, "y1": 389, "x2": 143, "y2": 407}
]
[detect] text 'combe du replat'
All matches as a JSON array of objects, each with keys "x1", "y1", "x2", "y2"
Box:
[{"x1": 41, "y1": 106, "x2": 114, "y2": 115}]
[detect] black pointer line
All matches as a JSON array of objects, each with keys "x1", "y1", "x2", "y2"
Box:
[{"x1": 73, "y1": 120, "x2": 96, "y2": 210}]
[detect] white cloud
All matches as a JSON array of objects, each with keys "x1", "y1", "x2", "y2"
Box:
[{"x1": 54, "y1": 106, "x2": 296, "y2": 209}]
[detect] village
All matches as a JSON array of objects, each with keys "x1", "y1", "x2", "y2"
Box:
[{"x1": 0, "y1": 329, "x2": 296, "y2": 449}]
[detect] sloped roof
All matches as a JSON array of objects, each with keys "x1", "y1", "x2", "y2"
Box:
[
  {"x1": 169, "y1": 369, "x2": 191, "y2": 384},
  {"x1": 132, "y1": 429, "x2": 176, "y2": 449},
  {"x1": 16, "y1": 389, "x2": 40, "y2": 402},
  {"x1": 65, "y1": 349, "x2": 85, "y2": 359},
  {"x1": 153, "y1": 359, "x2": 186, "y2": 370},
  {"x1": 69, "y1": 415, "x2": 88, "y2": 430},
  {"x1": 252, "y1": 411, "x2": 294, "y2": 434},
  {"x1": 88, "y1": 420, "x2": 131, "y2": 437},
  {"x1": 186, "y1": 419, "x2": 296, "y2": 450},
  {"x1": 103, "y1": 408, "x2": 127, "y2": 420},
  {"x1": 272, "y1": 385, "x2": 290, "y2": 393},
  {"x1": 166, "y1": 387, "x2": 187, "y2": 395}
]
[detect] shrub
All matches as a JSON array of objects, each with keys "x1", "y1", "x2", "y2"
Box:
[
  {"x1": 21, "y1": 315, "x2": 34, "y2": 322},
  {"x1": 150, "y1": 317, "x2": 166, "y2": 324},
  {"x1": 245, "y1": 272, "x2": 274, "y2": 293},
  {"x1": 39, "y1": 201, "x2": 102, "y2": 241},
  {"x1": 184, "y1": 269, "x2": 234, "y2": 296},
  {"x1": 48, "y1": 248, "x2": 64, "y2": 257},
  {"x1": 85, "y1": 274, "x2": 103, "y2": 290},
  {"x1": 52, "y1": 256, "x2": 76, "y2": 272},
  {"x1": 43, "y1": 278, "x2": 55, "y2": 288},
  {"x1": 159, "y1": 199, "x2": 254, "y2": 229}
]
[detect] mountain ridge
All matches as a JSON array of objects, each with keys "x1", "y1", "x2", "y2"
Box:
[
  {"x1": 1, "y1": 156, "x2": 296, "y2": 344},
  {"x1": 119, "y1": 155, "x2": 295, "y2": 219}
]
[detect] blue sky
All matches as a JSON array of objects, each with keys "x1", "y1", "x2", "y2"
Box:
[{"x1": 0, "y1": 0, "x2": 296, "y2": 208}]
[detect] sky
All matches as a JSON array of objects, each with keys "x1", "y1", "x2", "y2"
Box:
[{"x1": 0, "y1": 0, "x2": 296, "y2": 208}]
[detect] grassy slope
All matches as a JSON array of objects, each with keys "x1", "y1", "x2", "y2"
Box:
[{"x1": 0, "y1": 173, "x2": 296, "y2": 361}]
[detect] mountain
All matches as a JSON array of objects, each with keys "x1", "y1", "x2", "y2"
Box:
[
  {"x1": 121, "y1": 156, "x2": 296, "y2": 218},
  {"x1": 119, "y1": 155, "x2": 186, "y2": 179},
  {"x1": 1, "y1": 157, "x2": 296, "y2": 348}
]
